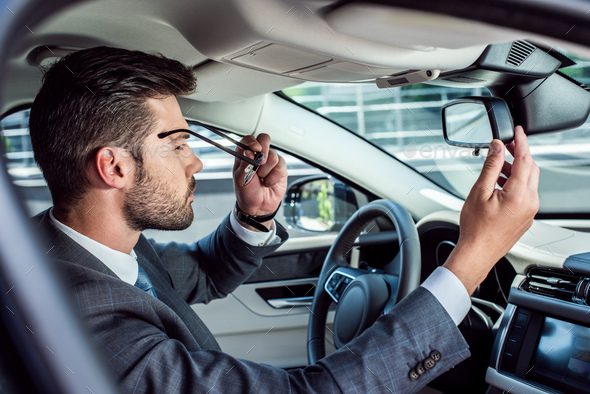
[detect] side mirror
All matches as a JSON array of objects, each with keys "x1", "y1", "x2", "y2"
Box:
[
  {"x1": 283, "y1": 175, "x2": 358, "y2": 233},
  {"x1": 442, "y1": 97, "x2": 514, "y2": 149}
]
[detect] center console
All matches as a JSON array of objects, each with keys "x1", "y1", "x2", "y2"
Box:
[{"x1": 487, "y1": 268, "x2": 590, "y2": 393}]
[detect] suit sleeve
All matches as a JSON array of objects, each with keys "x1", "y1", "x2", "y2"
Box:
[
  {"x1": 73, "y1": 272, "x2": 469, "y2": 394},
  {"x1": 148, "y1": 214, "x2": 288, "y2": 305}
]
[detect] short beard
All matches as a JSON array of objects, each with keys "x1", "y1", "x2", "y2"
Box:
[{"x1": 123, "y1": 160, "x2": 195, "y2": 232}]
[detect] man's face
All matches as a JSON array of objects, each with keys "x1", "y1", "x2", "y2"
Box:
[{"x1": 123, "y1": 96, "x2": 203, "y2": 232}]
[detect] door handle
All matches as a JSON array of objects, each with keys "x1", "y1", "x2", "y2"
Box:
[{"x1": 267, "y1": 296, "x2": 313, "y2": 309}]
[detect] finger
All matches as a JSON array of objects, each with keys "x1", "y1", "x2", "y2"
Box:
[
  {"x1": 501, "y1": 161, "x2": 512, "y2": 178},
  {"x1": 263, "y1": 154, "x2": 287, "y2": 187},
  {"x1": 233, "y1": 134, "x2": 267, "y2": 175},
  {"x1": 256, "y1": 148, "x2": 279, "y2": 179},
  {"x1": 505, "y1": 125, "x2": 524, "y2": 158},
  {"x1": 502, "y1": 126, "x2": 534, "y2": 193},
  {"x1": 471, "y1": 139, "x2": 505, "y2": 200},
  {"x1": 233, "y1": 145, "x2": 255, "y2": 174},
  {"x1": 235, "y1": 135, "x2": 262, "y2": 155},
  {"x1": 233, "y1": 135, "x2": 255, "y2": 173},
  {"x1": 254, "y1": 133, "x2": 271, "y2": 165},
  {"x1": 506, "y1": 139, "x2": 516, "y2": 158},
  {"x1": 528, "y1": 161, "x2": 540, "y2": 192}
]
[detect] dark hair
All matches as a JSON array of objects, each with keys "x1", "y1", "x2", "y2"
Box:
[{"x1": 29, "y1": 46, "x2": 196, "y2": 211}]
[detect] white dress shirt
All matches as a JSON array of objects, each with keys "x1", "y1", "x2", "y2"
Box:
[{"x1": 49, "y1": 209, "x2": 471, "y2": 325}]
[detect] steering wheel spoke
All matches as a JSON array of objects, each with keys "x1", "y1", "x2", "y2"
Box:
[{"x1": 324, "y1": 267, "x2": 367, "y2": 303}]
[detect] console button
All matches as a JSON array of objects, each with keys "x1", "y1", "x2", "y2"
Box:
[
  {"x1": 508, "y1": 326, "x2": 524, "y2": 343},
  {"x1": 504, "y1": 341, "x2": 519, "y2": 357},
  {"x1": 515, "y1": 312, "x2": 529, "y2": 329},
  {"x1": 502, "y1": 352, "x2": 517, "y2": 372}
]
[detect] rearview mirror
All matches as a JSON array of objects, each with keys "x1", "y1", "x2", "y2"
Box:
[{"x1": 442, "y1": 97, "x2": 514, "y2": 149}]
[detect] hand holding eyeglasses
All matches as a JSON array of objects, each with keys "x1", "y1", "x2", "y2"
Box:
[{"x1": 232, "y1": 133, "x2": 288, "y2": 226}]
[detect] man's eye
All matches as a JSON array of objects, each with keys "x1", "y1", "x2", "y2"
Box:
[{"x1": 175, "y1": 144, "x2": 187, "y2": 151}]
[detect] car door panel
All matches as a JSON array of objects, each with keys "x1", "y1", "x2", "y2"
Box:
[
  {"x1": 193, "y1": 276, "x2": 336, "y2": 368},
  {"x1": 192, "y1": 231, "x2": 336, "y2": 368}
]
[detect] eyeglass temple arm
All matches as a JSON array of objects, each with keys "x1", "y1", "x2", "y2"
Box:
[
  {"x1": 192, "y1": 121, "x2": 251, "y2": 151},
  {"x1": 158, "y1": 128, "x2": 262, "y2": 166}
]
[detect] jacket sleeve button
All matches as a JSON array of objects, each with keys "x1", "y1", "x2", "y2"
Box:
[
  {"x1": 429, "y1": 350, "x2": 442, "y2": 361},
  {"x1": 415, "y1": 362, "x2": 426, "y2": 375},
  {"x1": 424, "y1": 357, "x2": 436, "y2": 369},
  {"x1": 409, "y1": 369, "x2": 420, "y2": 381}
]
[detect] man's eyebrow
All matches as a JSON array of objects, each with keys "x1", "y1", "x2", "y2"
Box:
[
  {"x1": 175, "y1": 132, "x2": 191, "y2": 140},
  {"x1": 161, "y1": 130, "x2": 191, "y2": 141}
]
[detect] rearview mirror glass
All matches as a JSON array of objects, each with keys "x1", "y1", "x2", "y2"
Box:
[{"x1": 442, "y1": 97, "x2": 514, "y2": 148}]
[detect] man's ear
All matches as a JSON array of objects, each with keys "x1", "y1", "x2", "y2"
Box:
[{"x1": 94, "y1": 147, "x2": 135, "y2": 189}]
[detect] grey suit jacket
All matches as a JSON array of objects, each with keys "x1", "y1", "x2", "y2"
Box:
[{"x1": 34, "y1": 209, "x2": 470, "y2": 393}]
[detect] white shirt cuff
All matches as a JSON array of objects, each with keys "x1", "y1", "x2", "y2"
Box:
[
  {"x1": 421, "y1": 266, "x2": 471, "y2": 326},
  {"x1": 229, "y1": 209, "x2": 280, "y2": 246}
]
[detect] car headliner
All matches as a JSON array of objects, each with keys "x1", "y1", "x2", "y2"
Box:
[{"x1": 0, "y1": 0, "x2": 547, "y2": 113}]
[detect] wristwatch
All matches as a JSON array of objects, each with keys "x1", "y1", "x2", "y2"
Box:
[{"x1": 234, "y1": 201, "x2": 281, "y2": 233}]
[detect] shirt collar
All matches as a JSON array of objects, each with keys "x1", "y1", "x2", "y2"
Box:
[{"x1": 48, "y1": 208, "x2": 139, "y2": 285}]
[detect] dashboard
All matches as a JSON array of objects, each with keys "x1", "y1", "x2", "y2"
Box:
[{"x1": 417, "y1": 211, "x2": 590, "y2": 394}]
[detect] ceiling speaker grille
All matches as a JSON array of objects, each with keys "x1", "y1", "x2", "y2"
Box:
[{"x1": 506, "y1": 41, "x2": 536, "y2": 67}]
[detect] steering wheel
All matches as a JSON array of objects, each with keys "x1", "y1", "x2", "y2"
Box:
[{"x1": 307, "y1": 199, "x2": 421, "y2": 364}]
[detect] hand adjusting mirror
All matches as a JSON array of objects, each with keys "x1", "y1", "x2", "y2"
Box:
[{"x1": 442, "y1": 96, "x2": 514, "y2": 156}]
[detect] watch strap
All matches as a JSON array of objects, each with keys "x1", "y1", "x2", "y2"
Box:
[{"x1": 234, "y1": 201, "x2": 281, "y2": 233}]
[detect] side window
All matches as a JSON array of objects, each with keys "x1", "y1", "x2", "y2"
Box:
[
  {"x1": 0, "y1": 111, "x2": 370, "y2": 241},
  {"x1": 1, "y1": 109, "x2": 53, "y2": 216}
]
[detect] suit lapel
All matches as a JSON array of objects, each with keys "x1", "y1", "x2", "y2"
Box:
[
  {"x1": 135, "y1": 239, "x2": 221, "y2": 351},
  {"x1": 33, "y1": 209, "x2": 221, "y2": 351}
]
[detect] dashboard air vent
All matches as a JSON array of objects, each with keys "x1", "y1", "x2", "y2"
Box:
[
  {"x1": 520, "y1": 268, "x2": 581, "y2": 303},
  {"x1": 506, "y1": 41, "x2": 536, "y2": 67}
]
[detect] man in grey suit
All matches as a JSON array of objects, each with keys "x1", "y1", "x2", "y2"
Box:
[{"x1": 29, "y1": 46, "x2": 539, "y2": 393}]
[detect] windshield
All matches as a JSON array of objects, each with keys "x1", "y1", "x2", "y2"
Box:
[{"x1": 283, "y1": 61, "x2": 590, "y2": 216}]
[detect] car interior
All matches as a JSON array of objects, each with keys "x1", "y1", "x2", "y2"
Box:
[{"x1": 1, "y1": 0, "x2": 590, "y2": 393}]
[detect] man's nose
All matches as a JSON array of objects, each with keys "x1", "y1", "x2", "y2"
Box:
[{"x1": 186, "y1": 150, "x2": 203, "y2": 177}]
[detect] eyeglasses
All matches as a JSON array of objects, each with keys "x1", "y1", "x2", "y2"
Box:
[{"x1": 157, "y1": 122, "x2": 264, "y2": 186}]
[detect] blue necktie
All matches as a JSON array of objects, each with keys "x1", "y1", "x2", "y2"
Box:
[{"x1": 135, "y1": 265, "x2": 158, "y2": 299}]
